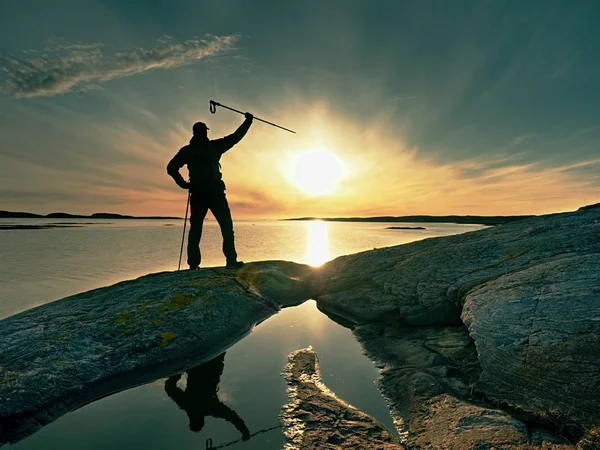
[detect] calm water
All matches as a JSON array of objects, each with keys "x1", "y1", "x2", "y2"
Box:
[{"x1": 0, "y1": 219, "x2": 484, "y2": 449}]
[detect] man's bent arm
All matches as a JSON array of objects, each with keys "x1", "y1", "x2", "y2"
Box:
[
  {"x1": 167, "y1": 150, "x2": 189, "y2": 189},
  {"x1": 164, "y1": 375, "x2": 186, "y2": 408},
  {"x1": 214, "y1": 115, "x2": 253, "y2": 154}
]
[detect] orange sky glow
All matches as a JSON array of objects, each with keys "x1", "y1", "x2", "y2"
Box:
[{"x1": 111, "y1": 101, "x2": 598, "y2": 219}]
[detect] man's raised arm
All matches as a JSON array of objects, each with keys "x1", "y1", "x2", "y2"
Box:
[
  {"x1": 214, "y1": 113, "x2": 253, "y2": 154},
  {"x1": 213, "y1": 400, "x2": 251, "y2": 440},
  {"x1": 167, "y1": 149, "x2": 190, "y2": 189}
]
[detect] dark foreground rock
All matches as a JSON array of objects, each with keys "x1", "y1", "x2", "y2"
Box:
[
  {"x1": 281, "y1": 347, "x2": 403, "y2": 450},
  {"x1": 0, "y1": 261, "x2": 312, "y2": 445},
  {"x1": 353, "y1": 324, "x2": 573, "y2": 449},
  {"x1": 314, "y1": 205, "x2": 600, "y2": 448}
]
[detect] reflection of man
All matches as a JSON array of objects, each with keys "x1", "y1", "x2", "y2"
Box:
[{"x1": 165, "y1": 353, "x2": 250, "y2": 440}]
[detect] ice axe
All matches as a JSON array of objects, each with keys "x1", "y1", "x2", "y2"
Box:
[{"x1": 209, "y1": 100, "x2": 296, "y2": 134}]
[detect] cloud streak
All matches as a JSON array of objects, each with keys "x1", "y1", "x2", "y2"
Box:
[{"x1": 0, "y1": 35, "x2": 238, "y2": 98}]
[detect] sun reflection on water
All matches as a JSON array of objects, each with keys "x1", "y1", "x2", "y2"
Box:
[{"x1": 304, "y1": 220, "x2": 331, "y2": 267}]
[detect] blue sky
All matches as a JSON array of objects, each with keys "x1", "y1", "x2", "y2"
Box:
[{"x1": 0, "y1": 0, "x2": 598, "y2": 217}]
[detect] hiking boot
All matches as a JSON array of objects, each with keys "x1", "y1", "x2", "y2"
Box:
[{"x1": 226, "y1": 260, "x2": 244, "y2": 269}]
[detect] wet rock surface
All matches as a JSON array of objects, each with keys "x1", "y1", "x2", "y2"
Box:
[
  {"x1": 281, "y1": 347, "x2": 404, "y2": 450},
  {"x1": 315, "y1": 205, "x2": 600, "y2": 448},
  {"x1": 0, "y1": 261, "x2": 312, "y2": 445},
  {"x1": 410, "y1": 395, "x2": 573, "y2": 450},
  {"x1": 352, "y1": 324, "x2": 571, "y2": 449}
]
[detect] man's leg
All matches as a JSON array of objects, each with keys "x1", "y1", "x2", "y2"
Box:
[
  {"x1": 187, "y1": 193, "x2": 209, "y2": 269},
  {"x1": 209, "y1": 191, "x2": 239, "y2": 265}
]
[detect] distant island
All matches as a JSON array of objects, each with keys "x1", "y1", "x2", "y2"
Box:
[
  {"x1": 386, "y1": 226, "x2": 426, "y2": 230},
  {"x1": 1, "y1": 210, "x2": 537, "y2": 225},
  {"x1": 285, "y1": 215, "x2": 535, "y2": 226},
  {"x1": 0, "y1": 210, "x2": 182, "y2": 220},
  {"x1": 0, "y1": 224, "x2": 85, "y2": 230}
]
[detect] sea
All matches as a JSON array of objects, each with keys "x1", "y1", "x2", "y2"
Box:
[{"x1": 0, "y1": 218, "x2": 484, "y2": 449}]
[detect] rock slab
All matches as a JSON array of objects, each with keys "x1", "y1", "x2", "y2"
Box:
[
  {"x1": 462, "y1": 253, "x2": 600, "y2": 429},
  {"x1": 281, "y1": 347, "x2": 404, "y2": 450},
  {"x1": 0, "y1": 262, "x2": 312, "y2": 445},
  {"x1": 315, "y1": 205, "x2": 600, "y2": 446}
]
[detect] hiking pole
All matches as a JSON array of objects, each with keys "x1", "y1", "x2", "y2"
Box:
[
  {"x1": 177, "y1": 190, "x2": 191, "y2": 271},
  {"x1": 209, "y1": 100, "x2": 296, "y2": 134},
  {"x1": 205, "y1": 425, "x2": 281, "y2": 449}
]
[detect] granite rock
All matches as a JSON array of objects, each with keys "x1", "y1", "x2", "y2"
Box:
[
  {"x1": 280, "y1": 347, "x2": 404, "y2": 450},
  {"x1": 0, "y1": 262, "x2": 311, "y2": 445}
]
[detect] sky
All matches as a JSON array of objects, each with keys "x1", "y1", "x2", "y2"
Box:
[{"x1": 0, "y1": 0, "x2": 599, "y2": 219}]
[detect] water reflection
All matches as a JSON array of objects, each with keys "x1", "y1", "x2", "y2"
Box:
[
  {"x1": 304, "y1": 221, "x2": 331, "y2": 266},
  {"x1": 9, "y1": 302, "x2": 393, "y2": 449},
  {"x1": 165, "y1": 352, "x2": 250, "y2": 440}
]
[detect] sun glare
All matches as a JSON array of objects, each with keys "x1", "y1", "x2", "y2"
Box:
[{"x1": 291, "y1": 148, "x2": 345, "y2": 195}]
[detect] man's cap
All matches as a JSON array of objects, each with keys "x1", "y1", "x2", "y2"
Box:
[{"x1": 192, "y1": 122, "x2": 210, "y2": 134}]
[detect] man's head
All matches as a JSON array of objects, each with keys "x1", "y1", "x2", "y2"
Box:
[
  {"x1": 189, "y1": 414, "x2": 205, "y2": 432},
  {"x1": 192, "y1": 122, "x2": 209, "y2": 138}
]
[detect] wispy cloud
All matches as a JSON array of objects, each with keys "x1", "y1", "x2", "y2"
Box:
[
  {"x1": 512, "y1": 134, "x2": 537, "y2": 145},
  {"x1": 0, "y1": 35, "x2": 238, "y2": 98}
]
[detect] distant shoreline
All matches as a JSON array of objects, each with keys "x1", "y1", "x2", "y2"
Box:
[
  {"x1": 0, "y1": 224, "x2": 85, "y2": 230},
  {"x1": 1, "y1": 210, "x2": 536, "y2": 225},
  {"x1": 0, "y1": 211, "x2": 182, "y2": 220},
  {"x1": 284, "y1": 215, "x2": 535, "y2": 226}
]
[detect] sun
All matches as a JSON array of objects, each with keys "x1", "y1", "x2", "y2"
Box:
[{"x1": 290, "y1": 148, "x2": 345, "y2": 195}]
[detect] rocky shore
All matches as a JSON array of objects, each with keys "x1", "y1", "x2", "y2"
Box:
[
  {"x1": 1, "y1": 205, "x2": 598, "y2": 448},
  {"x1": 0, "y1": 262, "x2": 311, "y2": 445},
  {"x1": 312, "y1": 204, "x2": 600, "y2": 449}
]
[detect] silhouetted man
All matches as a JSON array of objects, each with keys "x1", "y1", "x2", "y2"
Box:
[
  {"x1": 164, "y1": 353, "x2": 250, "y2": 439},
  {"x1": 167, "y1": 113, "x2": 253, "y2": 269}
]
